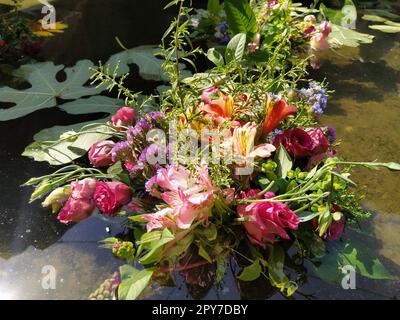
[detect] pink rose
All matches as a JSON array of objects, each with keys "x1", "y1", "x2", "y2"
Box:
[
  {"x1": 237, "y1": 192, "x2": 300, "y2": 247},
  {"x1": 58, "y1": 198, "x2": 96, "y2": 224},
  {"x1": 112, "y1": 107, "x2": 136, "y2": 128},
  {"x1": 88, "y1": 140, "x2": 115, "y2": 167},
  {"x1": 57, "y1": 178, "x2": 97, "y2": 224},
  {"x1": 70, "y1": 178, "x2": 97, "y2": 199},
  {"x1": 94, "y1": 181, "x2": 132, "y2": 216}
]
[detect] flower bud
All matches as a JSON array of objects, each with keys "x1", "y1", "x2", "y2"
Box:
[
  {"x1": 88, "y1": 140, "x2": 115, "y2": 167},
  {"x1": 42, "y1": 185, "x2": 71, "y2": 213},
  {"x1": 112, "y1": 107, "x2": 136, "y2": 128}
]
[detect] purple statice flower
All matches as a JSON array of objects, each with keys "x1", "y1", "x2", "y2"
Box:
[
  {"x1": 268, "y1": 93, "x2": 283, "y2": 101},
  {"x1": 145, "y1": 175, "x2": 161, "y2": 198},
  {"x1": 145, "y1": 111, "x2": 164, "y2": 123},
  {"x1": 300, "y1": 82, "x2": 328, "y2": 115},
  {"x1": 111, "y1": 141, "x2": 131, "y2": 162},
  {"x1": 129, "y1": 144, "x2": 163, "y2": 178},
  {"x1": 325, "y1": 125, "x2": 337, "y2": 143},
  {"x1": 127, "y1": 111, "x2": 165, "y2": 144},
  {"x1": 126, "y1": 119, "x2": 151, "y2": 144},
  {"x1": 271, "y1": 129, "x2": 284, "y2": 143}
]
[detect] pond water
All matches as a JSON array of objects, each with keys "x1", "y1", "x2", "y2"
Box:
[{"x1": 0, "y1": 0, "x2": 399, "y2": 300}]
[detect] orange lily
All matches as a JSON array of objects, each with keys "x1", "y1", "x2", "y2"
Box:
[
  {"x1": 262, "y1": 96, "x2": 297, "y2": 135},
  {"x1": 200, "y1": 91, "x2": 234, "y2": 123}
]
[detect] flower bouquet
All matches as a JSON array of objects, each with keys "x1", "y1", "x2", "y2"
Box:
[{"x1": 23, "y1": 0, "x2": 400, "y2": 300}]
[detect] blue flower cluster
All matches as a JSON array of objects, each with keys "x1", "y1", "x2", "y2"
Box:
[
  {"x1": 214, "y1": 21, "x2": 231, "y2": 44},
  {"x1": 300, "y1": 82, "x2": 328, "y2": 115}
]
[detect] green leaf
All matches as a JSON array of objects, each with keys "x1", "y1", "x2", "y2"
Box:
[
  {"x1": 118, "y1": 266, "x2": 154, "y2": 300},
  {"x1": 195, "y1": 224, "x2": 217, "y2": 241},
  {"x1": 339, "y1": 241, "x2": 393, "y2": 280},
  {"x1": 329, "y1": 24, "x2": 374, "y2": 48},
  {"x1": 216, "y1": 256, "x2": 227, "y2": 283},
  {"x1": 136, "y1": 230, "x2": 163, "y2": 245},
  {"x1": 297, "y1": 211, "x2": 320, "y2": 222},
  {"x1": 224, "y1": 0, "x2": 257, "y2": 38},
  {"x1": 362, "y1": 162, "x2": 400, "y2": 171},
  {"x1": 0, "y1": 61, "x2": 101, "y2": 120},
  {"x1": 237, "y1": 259, "x2": 261, "y2": 281},
  {"x1": 207, "y1": 0, "x2": 222, "y2": 16},
  {"x1": 318, "y1": 206, "x2": 332, "y2": 237},
  {"x1": 364, "y1": 9, "x2": 400, "y2": 21},
  {"x1": 106, "y1": 45, "x2": 191, "y2": 82},
  {"x1": 320, "y1": 0, "x2": 357, "y2": 26},
  {"x1": 198, "y1": 244, "x2": 212, "y2": 263},
  {"x1": 107, "y1": 161, "x2": 124, "y2": 176},
  {"x1": 139, "y1": 228, "x2": 175, "y2": 265},
  {"x1": 165, "y1": 234, "x2": 193, "y2": 259},
  {"x1": 268, "y1": 245, "x2": 298, "y2": 296},
  {"x1": 368, "y1": 24, "x2": 400, "y2": 33},
  {"x1": 207, "y1": 48, "x2": 225, "y2": 66},
  {"x1": 59, "y1": 96, "x2": 122, "y2": 115},
  {"x1": 275, "y1": 144, "x2": 292, "y2": 179},
  {"x1": 312, "y1": 238, "x2": 393, "y2": 284},
  {"x1": 22, "y1": 120, "x2": 112, "y2": 165},
  {"x1": 225, "y1": 33, "x2": 247, "y2": 64},
  {"x1": 361, "y1": 14, "x2": 388, "y2": 22}
]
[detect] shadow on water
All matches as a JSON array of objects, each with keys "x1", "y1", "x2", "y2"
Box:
[{"x1": 0, "y1": 0, "x2": 399, "y2": 299}]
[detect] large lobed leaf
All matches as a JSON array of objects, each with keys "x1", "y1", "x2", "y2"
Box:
[
  {"x1": 22, "y1": 120, "x2": 114, "y2": 165},
  {"x1": 329, "y1": 24, "x2": 374, "y2": 48},
  {"x1": 105, "y1": 45, "x2": 191, "y2": 82},
  {"x1": 0, "y1": 61, "x2": 101, "y2": 120}
]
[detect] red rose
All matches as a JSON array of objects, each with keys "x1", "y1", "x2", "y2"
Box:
[
  {"x1": 112, "y1": 107, "x2": 136, "y2": 128},
  {"x1": 88, "y1": 140, "x2": 115, "y2": 167},
  {"x1": 274, "y1": 127, "x2": 329, "y2": 159},
  {"x1": 94, "y1": 181, "x2": 132, "y2": 216},
  {"x1": 0, "y1": 39, "x2": 6, "y2": 48},
  {"x1": 57, "y1": 178, "x2": 97, "y2": 224}
]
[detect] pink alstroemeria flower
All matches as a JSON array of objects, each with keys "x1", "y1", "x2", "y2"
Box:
[
  {"x1": 144, "y1": 165, "x2": 216, "y2": 231},
  {"x1": 231, "y1": 122, "x2": 276, "y2": 168}
]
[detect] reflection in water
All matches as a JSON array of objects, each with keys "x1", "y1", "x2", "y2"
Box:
[
  {"x1": 0, "y1": 216, "x2": 123, "y2": 299},
  {"x1": 0, "y1": 2, "x2": 399, "y2": 299}
]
